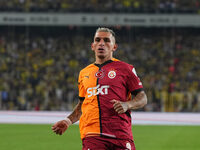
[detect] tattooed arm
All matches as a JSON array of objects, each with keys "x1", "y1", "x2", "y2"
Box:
[
  {"x1": 52, "y1": 100, "x2": 83, "y2": 135},
  {"x1": 67, "y1": 100, "x2": 83, "y2": 123},
  {"x1": 112, "y1": 91, "x2": 147, "y2": 114}
]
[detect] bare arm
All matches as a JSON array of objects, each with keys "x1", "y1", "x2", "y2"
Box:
[
  {"x1": 127, "y1": 91, "x2": 147, "y2": 110},
  {"x1": 112, "y1": 91, "x2": 147, "y2": 114},
  {"x1": 68, "y1": 100, "x2": 83, "y2": 124},
  {"x1": 52, "y1": 100, "x2": 83, "y2": 135}
]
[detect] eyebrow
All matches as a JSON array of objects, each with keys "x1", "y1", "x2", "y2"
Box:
[{"x1": 95, "y1": 37, "x2": 111, "y2": 42}]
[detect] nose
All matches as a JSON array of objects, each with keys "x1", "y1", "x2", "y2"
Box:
[{"x1": 99, "y1": 39, "x2": 105, "y2": 46}]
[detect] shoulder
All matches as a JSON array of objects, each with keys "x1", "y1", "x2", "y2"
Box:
[
  {"x1": 113, "y1": 59, "x2": 135, "y2": 71},
  {"x1": 112, "y1": 59, "x2": 137, "y2": 77},
  {"x1": 79, "y1": 64, "x2": 96, "y2": 75}
]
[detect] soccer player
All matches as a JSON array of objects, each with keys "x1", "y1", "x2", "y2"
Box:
[{"x1": 52, "y1": 27, "x2": 147, "y2": 150}]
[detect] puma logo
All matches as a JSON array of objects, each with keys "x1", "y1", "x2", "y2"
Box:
[{"x1": 85, "y1": 76, "x2": 89, "y2": 79}]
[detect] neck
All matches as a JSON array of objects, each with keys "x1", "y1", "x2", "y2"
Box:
[{"x1": 95, "y1": 56, "x2": 113, "y2": 64}]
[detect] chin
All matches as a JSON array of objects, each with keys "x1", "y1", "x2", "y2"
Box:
[{"x1": 97, "y1": 55, "x2": 105, "y2": 59}]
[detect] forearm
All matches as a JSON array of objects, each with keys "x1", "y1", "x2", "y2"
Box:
[
  {"x1": 67, "y1": 100, "x2": 82, "y2": 124},
  {"x1": 127, "y1": 91, "x2": 147, "y2": 110}
]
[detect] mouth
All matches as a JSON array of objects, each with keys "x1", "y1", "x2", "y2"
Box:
[{"x1": 98, "y1": 48, "x2": 105, "y2": 52}]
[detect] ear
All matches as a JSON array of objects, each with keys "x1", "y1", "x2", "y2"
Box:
[
  {"x1": 112, "y1": 43, "x2": 118, "y2": 52},
  {"x1": 91, "y1": 42, "x2": 95, "y2": 51}
]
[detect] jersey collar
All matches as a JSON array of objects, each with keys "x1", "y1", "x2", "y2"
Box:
[{"x1": 94, "y1": 60, "x2": 113, "y2": 68}]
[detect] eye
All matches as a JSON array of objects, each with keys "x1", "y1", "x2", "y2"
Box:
[
  {"x1": 104, "y1": 38, "x2": 110, "y2": 42},
  {"x1": 95, "y1": 38, "x2": 100, "y2": 42}
]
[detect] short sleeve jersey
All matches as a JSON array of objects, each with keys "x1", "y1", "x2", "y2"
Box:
[{"x1": 78, "y1": 58, "x2": 143, "y2": 140}]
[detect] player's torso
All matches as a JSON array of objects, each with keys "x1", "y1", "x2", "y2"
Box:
[
  {"x1": 82, "y1": 60, "x2": 129, "y2": 104},
  {"x1": 79, "y1": 60, "x2": 133, "y2": 140}
]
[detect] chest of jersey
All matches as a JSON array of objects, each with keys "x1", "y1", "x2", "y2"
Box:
[{"x1": 82, "y1": 62, "x2": 128, "y2": 101}]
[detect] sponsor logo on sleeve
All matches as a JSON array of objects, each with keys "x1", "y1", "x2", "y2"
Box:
[
  {"x1": 132, "y1": 68, "x2": 138, "y2": 76},
  {"x1": 126, "y1": 142, "x2": 131, "y2": 150}
]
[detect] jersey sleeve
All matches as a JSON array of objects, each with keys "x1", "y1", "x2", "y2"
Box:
[
  {"x1": 126, "y1": 65, "x2": 144, "y2": 96},
  {"x1": 78, "y1": 71, "x2": 86, "y2": 101}
]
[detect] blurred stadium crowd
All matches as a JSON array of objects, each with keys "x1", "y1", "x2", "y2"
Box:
[
  {"x1": 0, "y1": 27, "x2": 199, "y2": 112},
  {"x1": 0, "y1": 0, "x2": 200, "y2": 13}
]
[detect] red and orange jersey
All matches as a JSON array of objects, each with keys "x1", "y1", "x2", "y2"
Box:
[{"x1": 78, "y1": 58, "x2": 143, "y2": 140}]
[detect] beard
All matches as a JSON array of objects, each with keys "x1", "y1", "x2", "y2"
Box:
[{"x1": 97, "y1": 55, "x2": 105, "y2": 59}]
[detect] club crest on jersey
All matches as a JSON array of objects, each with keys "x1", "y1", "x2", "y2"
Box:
[
  {"x1": 108, "y1": 70, "x2": 116, "y2": 79},
  {"x1": 95, "y1": 70, "x2": 105, "y2": 78}
]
